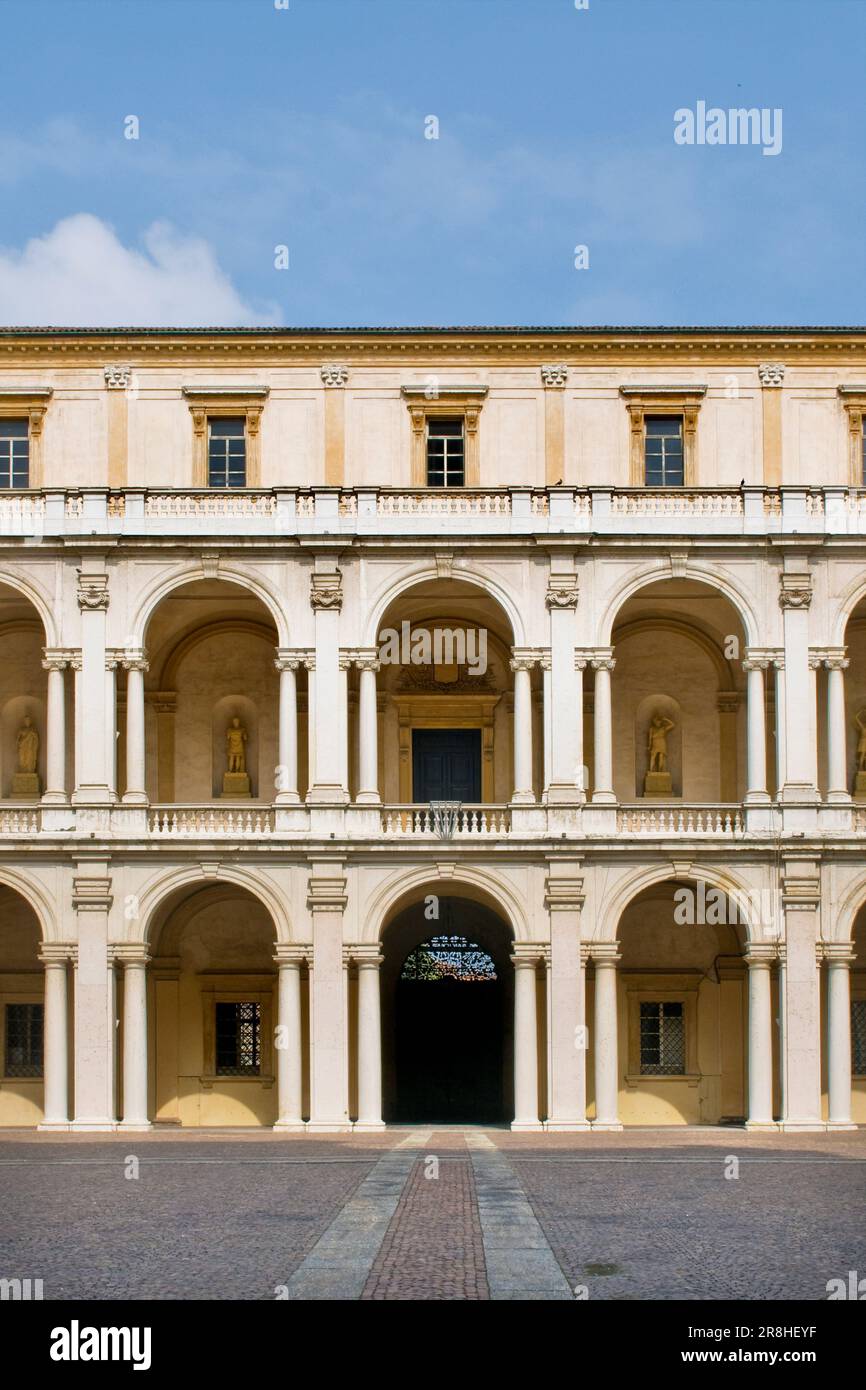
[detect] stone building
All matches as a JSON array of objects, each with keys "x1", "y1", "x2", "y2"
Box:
[{"x1": 0, "y1": 325, "x2": 864, "y2": 1133}]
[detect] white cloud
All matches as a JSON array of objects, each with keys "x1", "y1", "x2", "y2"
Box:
[{"x1": 0, "y1": 214, "x2": 280, "y2": 326}]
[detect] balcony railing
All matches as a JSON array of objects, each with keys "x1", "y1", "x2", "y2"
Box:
[
  {"x1": 149, "y1": 806, "x2": 275, "y2": 837},
  {"x1": 380, "y1": 805, "x2": 512, "y2": 837},
  {"x1": 0, "y1": 805, "x2": 41, "y2": 834},
  {"x1": 2, "y1": 485, "x2": 864, "y2": 539},
  {"x1": 617, "y1": 804, "x2": 744, "y2": 836}
]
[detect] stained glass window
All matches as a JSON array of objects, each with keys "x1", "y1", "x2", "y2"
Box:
[{"x1": 401, "y1": 935, "x2": 496, "y2": 982}]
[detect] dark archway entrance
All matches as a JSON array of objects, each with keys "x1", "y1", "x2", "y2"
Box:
[{"x1": 382, "y1": 896, "x2": 513, "y2": 1124}]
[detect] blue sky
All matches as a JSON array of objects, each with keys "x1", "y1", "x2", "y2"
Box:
[{"x1": 0, "y1": 0, "x2": 864, "y2": 326}]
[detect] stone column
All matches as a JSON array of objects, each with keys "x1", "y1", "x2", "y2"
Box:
[
  {"x1": 354, "y1": 947, "x2": 384, "y2": 1129},
  {"x1": 117, "y1": 947, "x2": 150, "y2": 1130},
  {"x1": 274, "y1": 653, "x2": 301, "y2": 804},
  {"x1": 546, "y1": 574, "x2": 582, "y2": 803},
  {"x1": 745, "y1": 946, "x2": 775, "y2": 1127},
  {"x1": 591, "y1": 655, "x2": 616, "y2": 803},
  {"x1": 773, "y1": 656, "x2": 786, "y2": 794},
  {"x1": 540, "y1": 655, "x2": 552, "y2": 797},
  {"x1": 511, "y1": 948, "x2": 541, "y2": 1129},
  {"x1": 41, "y1": 652, "x2": 68, "y2": 804},
  {"x1": 779, "y1": 571, "x2": 818, "y2": 802},
  {"x1": 592, "y1": 945, "x2": 622, "y2": 1130},
  {"x1": 72, "y1": 568, "x2": 112, "y2": 804},
  {"x1": 37, "y1": 946, "x2": 72, "y2": 1129},
  {"x1": 105, "y1": 655, "x2": 118, "y2": 800},
  {"x1": 743, "y1": 655, "x2": 770, "y2": 802},
  {"x1": 122, "y1": 652, "x2": 148, "y2": 805},
  {"x1": 71, "y1": 866, "x2": 116, "y2": 1129},
  {"x1": 510, "y1": 655, "x2": 535, "y2": 804},
  {"x1": 825, "y1": 657, "x2": 851, "y2": 802},
  {"x1": 307, "y1": 861, "x2": 350, "y2": 1130},
  {"x1": 274, "y1": 946, "x2": 307, "y2": 1130},
  {"x1": 356, "y1": 655, "x2": 381, "y2": 804},
  {"x1": 546, "y1": 865, "x2": 589, "y2": 1129},
  {"x1": 308, "y1": 569, "x2": 348, "y2": 804},
  {"x1": 824, "y1": 945, "x2": 856, "y2": 1129}
]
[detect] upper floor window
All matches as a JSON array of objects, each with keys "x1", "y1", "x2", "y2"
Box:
[
  {"x1": 4, "y1": 1002, "x2": 43, "y2": 1077},
  {"x1": 427, "y1": 418, "x2": 465, "y2": 487},
  {"x1": 620, "y1": 385, "x2": 705, "y2": 486},
  {"x1": 644, "y1": 416, "x2": 684, "y2": 487},
  {"x1": 0, "y1": 418, "x2": 30, "y2": 489},
  {"x1": 639, "y1": 1000, "x2": 685, "y2": 1075},
  {"x1": 208, "y1": 417, "x2": 246, "y2": 488}
]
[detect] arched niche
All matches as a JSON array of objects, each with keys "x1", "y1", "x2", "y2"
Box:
[
  {"x1": 635, "y1": 693, "x2": 682, "y2": 799},
  {"x1": 1, "y1": 694, "x2": 46, "y2": 799},
  {"x1": 212, "y1": 694, "x2": 259, "y2": 800}
]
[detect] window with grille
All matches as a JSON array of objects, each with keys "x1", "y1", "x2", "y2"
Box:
[
  {"x1": 644, "y1": 416, "x2": 684, "y2": 487},
  {"x1": 4, "y1": 1003, "x2": 43, "y2": 1077},
  {"x1": 640, "y1": 1001, "x2": 685, "y2": 1074},
  {"x1": 426, "y1": 418, "x2": 465, "y2": 487},
  {"x1": 215, "y1": 1001, "x2": 261, "y2": 1075},
  {"x1": 853, "y1": 999, "x2": 866, "y2": 1075},
  {"x1": 208, "y1": 417, "x2": 246, "y2": 488},
  {"x1": 0, "y1": 419, "x2": 30, "y2": 489}
]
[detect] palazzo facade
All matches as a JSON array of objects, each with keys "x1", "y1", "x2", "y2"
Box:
[{"x1": 1, "y1": 325, "x2": 866, "y2": 1132}]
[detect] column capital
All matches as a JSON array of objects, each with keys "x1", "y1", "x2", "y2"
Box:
[
  {"x1": 104, "y1": 365, "x2": 132, "y2": 390},
  {"x1": 540, "y1": 364, "x2": 569, "y2": 388},
  {"x1": 77, "y1": 572, "x2": 110, "y2": 611},
  {"x1": 545, "y1": 577, "x2": 579, "y2": 609},
  {"x1": 42, "y1": 648, "x2": 73, "y2": 672},
  {"x1": 354, "y1": 649, "x2": 381, "y2": 673},
  {"x1": 310, "y1": 571, "x2": 343, "y2": 611},
  {"x1": 274, "y1": 944, "x2": 311, "y2": 966},
  {"x1": 758, "y1": 363, "x2": 785, "y2": 387},
  {"x1": 72, "y1": 877, "x2": 113, "y2": 913},
  {"x1": 779, "y1": 572, "x2": 812, "y2": 609},
  {"x1": 39, "y1": 943, "x2": 76, "y2": 966},
  {"x1": 274, "y1": 647, "x2": 306, "y2": 672},
  {"x1": 122, "y1": 649, "x2": 149, "y2": 673},
  {"x1": 818, "y1": 943, "x2": 857, "y2": 965},
  {"x1": 109, "y1": 944, "x2": 151, "y2": 967},
  {"x1": 510, "y1": 945, "x2": 545, "y2": 968},
  {"x1": 589, "y1": 943, "x2": 621, "y2": 966},
  {"x1": 510, "y1": 648, "x2": 540, "y2": 672},
  {"x1": 744, "y1": 944, "x2": 777, "y2": 967},
  {"x1": 346, "y1": 945, "x2": 384, "y2": 968},
  {"x1": 590, "y1": 651, "x2": 616, "y2": 672},
  {"x1": 824, "y1": 655, "x2": 850, "y2": 671},
  {"x1": 320, "y1": 364, "x2": 348, "y2": 388},
  {"x1": 742, "y1": 656, "x2": 769, "y2": 672},
  {"x1": 544, "y1": 876, "x2": 585, "y2": 912}
]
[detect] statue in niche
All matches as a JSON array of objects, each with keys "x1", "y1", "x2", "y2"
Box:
[
  {"x1": 12, "y1": 715, "x2": 40, "y2": 798},
  {"x1": 854, "y1": 709, "x2": 866, "y2": 796},
  {"x1": 644, "y1": 711, "x2": 675, "y2": 797},
  {"x1": 222, "y1": 715, "x2": 251, "y2": 798}
]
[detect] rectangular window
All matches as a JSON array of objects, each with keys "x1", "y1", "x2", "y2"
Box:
[
  {"x1": 0, "y1": 419, "x2": 30, "y2": 489},
  {"x1": 644, "y1": 416, "x2": 684, "y2": 487},
  {"x1": 208, "y1": 417, "x2": 247, "y2": 488},
  {"x1": 215, "y1": 1001, "x2": 261, "y2": 1075},
  {"x1": 639, "y1": 1001, "x2": 685, "y2": 1075},
  {"x1": 853, "y1": 999, "x2": 866, "y2": 1075},
  {"x1": 4, "y1": 1003, "x2": 43, "y2": 1077},
  {"x1": 426, "y1": 418, "x2": 465, "y2": 487}
]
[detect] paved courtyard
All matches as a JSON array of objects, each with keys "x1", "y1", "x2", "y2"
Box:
[{"x1": 1, "y1": 1128, "x2": 864, "y2": 1301}]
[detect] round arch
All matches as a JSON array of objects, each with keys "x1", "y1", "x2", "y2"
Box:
[
  {"x1": 827, "y1": 877, "x2": 866, "y2": 946},
  {"x1": 157, "y1": 619, "x2": 277, "y2": 689},
  {"x1": 597, "y1": 565, "x2": 759, "y2": 649},
  {"x1": 595, "y1": 862, "x2": 768, "y2": 946},
  {"x1": 832, "y1": 574, "x2": 866, "y2": 645},
  {"x1": 0, "y1": 867, "x2": 55, "y2": 943},
  {"x1": 134, "y1": 865, "x2": 292, "y2": 948},
  {"x1": 130, "y1": 565, "x2": 290, "y2": 648},
  {"x1": 613, "y1": 615, "x2": 740, "y2": 688},
  {"x1": 0, "y1": 570, "x2": 57, "y2": 646},
  {"x1": 364, "y1": 565, "x2": 524, "y2": 648},
  {"x1": 366, "y1": 865, "x2": 527, "y2": 945}
]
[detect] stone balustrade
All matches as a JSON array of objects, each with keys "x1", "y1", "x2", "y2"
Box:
[
  {"x1": 380, "y1": 805, "x2": 512, "y2": 837},
  {"x1": 617, "y1": 804, "x2": 744, "y2": 836},
  {"x1": 2, "y1": 485, "x2": 864, "y2": 539},
  {"x1": 149, "y1": 806, "x2": 275, "y2": 837}
]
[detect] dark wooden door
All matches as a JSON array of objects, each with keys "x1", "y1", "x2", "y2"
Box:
[{"x1": 412, "y1": 728, "x2": 482, "y2": 802}]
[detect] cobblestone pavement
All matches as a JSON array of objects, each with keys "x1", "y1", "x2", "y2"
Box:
[{"x1": 1, "y1": 1128, "x2": 863, "y2": 1301}]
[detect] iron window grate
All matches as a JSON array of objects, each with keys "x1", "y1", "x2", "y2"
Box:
[
  {"x1": 640, "y1": 1000, "x2": 685, "y2": 1074},
  {"x1": 5, "y1": 1002, "x2": 43, "y2": 1077},
  {"x1": 853, "y1": 1000, "x2": 866, "y2": 1075},
  {"x1": 215, "y1": 1001, "x2": 261, "y2": 1075}
]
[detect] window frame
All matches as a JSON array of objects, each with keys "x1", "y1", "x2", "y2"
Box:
[
  {"x1": 625, "y1": 977, "x2": 700, "y2": 1085},
  {"x1": 852, "y1": 994, "x2": 866, "y2": 1077},
  {"x1": 838, "y1": 387, "x2": 866, "y2": 486},
  {"x1": 199, "y1": 981, "x2": 274, "y2": 1087},
  {"x1": 619, "y1": 386, "x2": 706, "y2": 487},
  {"x1": 425, "y1": 416, "x2": 466, "y2": 488},
  {"x1": 0, "y1": 389, "x2": 52, "y2": 489},
  {"x1": 183, "y1": 386, "x2": 269, "y2": 488},
  {"x1": 2, "y1": 997, "x2": 44, "y2": 1079},
  {"x1": 206, "y1": 416, "x2": 248, "y2": 489},
  {"x1": 401, "y1": 385, "x2": 488, "y2": 487}
]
